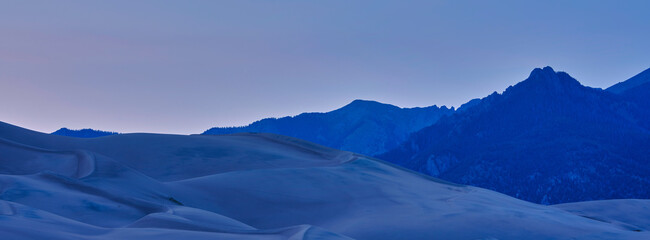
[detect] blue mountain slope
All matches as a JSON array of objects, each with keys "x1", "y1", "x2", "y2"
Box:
[
  {"x1": 606, "y1": 67, "x2": 650, "y2": 94},
  {"x1": 203, "y1": 100, "x2": 454, "y2": 156},
  {"x1": 611, "y1": 74, "x2": 650, "y2": 130},
  {"x1": 378, "y1": 67, "x2": 650, "y2": 204},
  {"x1": 51, "y1": 128, "x2": 118, "y2": 138}
]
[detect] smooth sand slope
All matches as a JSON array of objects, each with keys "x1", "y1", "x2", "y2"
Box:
[{"x1": 0, "y1": 121, "x2": 648, "y2": 239}]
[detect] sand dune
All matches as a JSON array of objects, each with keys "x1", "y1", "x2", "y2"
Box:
[{"x1": 0, "y1": 121, "x2": 648, "y2": 239}]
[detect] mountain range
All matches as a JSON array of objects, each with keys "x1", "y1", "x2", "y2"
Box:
[
  {"x1": 52, "y1": 66, "x2": 650, "y2": 205},
  {"x1": 379, "y1": 66, "x2": 650, "y2": 204},
  {"x1": 203, "y1": 100, "x2": 454, "y2": 156}
]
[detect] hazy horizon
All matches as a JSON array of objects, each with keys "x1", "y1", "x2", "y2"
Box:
[{"x1": 2, "y1": 0, "x2": 649, "y2": 134}]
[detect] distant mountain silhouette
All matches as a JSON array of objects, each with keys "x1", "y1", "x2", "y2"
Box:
[
  {"x1": 378, "y1": 67, "x2": 650, "y2": 204},
  {"x1": 606, "y1": 67, "x2": 650, "y2": 94},
  {"x1": 203, "y1": 99, "x2": 454, "y2": 156},
  {"x1": 51, "y1": 128, "x2": 118, "y2": 138},
  {"x1": 610, "y1": 69, "x2": 650, "y2": 130}
]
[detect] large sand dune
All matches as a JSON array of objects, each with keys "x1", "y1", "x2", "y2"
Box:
[{"x1": 0, "y1": 121, "x2": 647, "y2": 239}]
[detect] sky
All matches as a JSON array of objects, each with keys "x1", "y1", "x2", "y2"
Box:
[{"x1": 1, "y1": 0, "x2": 649, "y2": 134}]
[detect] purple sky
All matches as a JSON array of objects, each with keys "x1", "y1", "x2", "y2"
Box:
[{"x1": 1, "y1": 0, "x2": 649, "y2": 134}]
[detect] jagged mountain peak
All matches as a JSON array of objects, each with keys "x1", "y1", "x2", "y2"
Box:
[
  {"x1": 460, "y1": 67, "x2": 587, "y2": 114},
  {"x1": 503, "y1": 66, "x2": 583, "y2": 98},
  {"x1": 529, "y1": 66, "x2": 557, "y2": 78},
  {"x1": 524, "y1": 66, "x2": 580, "y2": 88}
]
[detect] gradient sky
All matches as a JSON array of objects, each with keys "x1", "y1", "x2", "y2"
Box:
[{"x1": 1, "y1": 0, "x2": 649, "y2": 134}]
